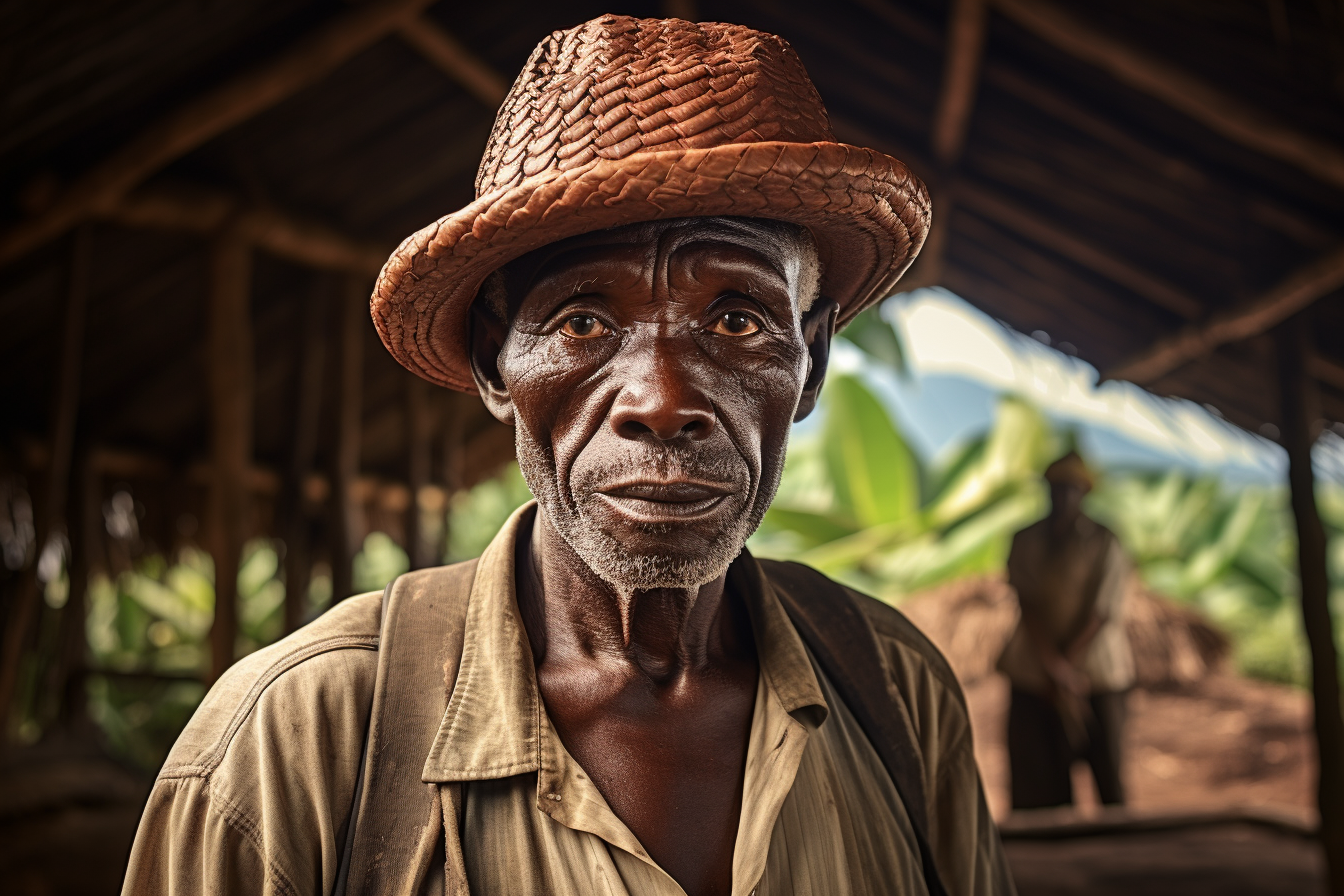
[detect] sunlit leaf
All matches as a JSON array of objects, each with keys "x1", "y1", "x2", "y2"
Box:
[
  {"x1": 822, "y1": 374, "x2": 920, "y2": 530},
  {"x1": 838, "y1": 304, "x2": 906, "y2": 373},
  {"x1": 924, "y1": 395, "x2": 1050, "y2": 528}
]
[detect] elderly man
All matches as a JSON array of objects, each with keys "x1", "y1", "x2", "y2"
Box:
[{"x1": 123, "y1": 15, "x2": 1013, "y2": 896}]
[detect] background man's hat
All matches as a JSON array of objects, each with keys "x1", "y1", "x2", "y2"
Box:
[
  {"x1": 372, "y1": 14, "x2": 932, "y2": 391},
  {"x1": 1044, "y1": 451, "x2": 1095, "y2": 490}
]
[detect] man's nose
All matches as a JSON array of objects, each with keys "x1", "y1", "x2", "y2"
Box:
[{"x1": 608, "y1": 338, "x2": 716, "y2": 442}]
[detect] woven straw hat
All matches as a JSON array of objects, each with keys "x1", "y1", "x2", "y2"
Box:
[{"x1": 372, "y1": 14, "x2": 931, "y2": 391}]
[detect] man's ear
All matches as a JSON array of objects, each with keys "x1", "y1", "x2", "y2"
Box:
[
  {"x1": 795, "y1": 298, "x2": 840, "y2": 422},
  {"x1": 469, "y1": 302, "x2": 515, "y2": 426}
]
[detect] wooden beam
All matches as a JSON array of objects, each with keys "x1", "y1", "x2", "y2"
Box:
[
  {"x1": 0, "y1": 0, "x2": 435, "y2": 268},
  {"x1": 846, "y1": 0, "x2": 941, "y2": 46},
  {"x1": 932, "y1": 0, "x2": 988, "y2": 168},
  {"x1": 1311, "y1": 354, "x2": 1344, "y2": 395},
  {"x1": 332, "y1": 275, "x2": 367, "y2": 603},
  {"x1": 958, "y1": 181, "x2": 1204, "y2": 319},
  {"x1": 282, "y1": 277, "x2": 330, "y2": 634},
  {"x1": 107, "y1": 187, "x2": 389, "y2": 275},
  {"x1": 245, "y1": 207, "x2": 388, "y2": 275},
  {"x1": 981, "y1": 62, "x2": 1207, "y2": 189},
  {"x1": 990, "y1": 0, "x2": 1344, "y2": 191},
  {"x1": 0, "y1": 227, "x2": 91, "y2": 733},
  {"x1": 907, "y1": 0, "x2": 987, "y2": 292},
  {"x1": 1106, "y1": 244, "x2": 1344, "y2": 384},
  {"x1": 1276, "y1": 318, "x2": 1344, "y2": 895},
  {"x1": 48, "y1": 453, "x2": 100, "y2": 726},
  {"x1": 206, "y1": 226, "x2": 253, "y2": 682},
  {"x1": 396, "y1": 15, "x2": 509, "y2": 107}
]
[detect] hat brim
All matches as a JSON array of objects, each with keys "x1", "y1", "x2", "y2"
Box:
[{"x1": 371, "y1": 140, "x2": 931, "y2": 392}]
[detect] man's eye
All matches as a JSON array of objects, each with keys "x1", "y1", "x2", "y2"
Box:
[
  {"x1": 559, "y1": 315, "x2": 609, "y2": 338},
  {"x1": 707, "y1": 311, "x2": 761, "y2": 336}
]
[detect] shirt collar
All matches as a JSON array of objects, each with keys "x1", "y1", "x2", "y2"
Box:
[{"x1": 421, "y1": 500, "x2": 828, "y2": 784}]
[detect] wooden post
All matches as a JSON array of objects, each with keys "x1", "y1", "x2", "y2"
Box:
[
  {"x1": 281, "y1": 277, "x2": 329, "y2": 632},
  {"x1": 406, "y1": 376, "x2": 435, "y2": 569},
  {"x1": 207, "y1": 226, "x2": 253, "y2": 682},
  {"x1": 904, "y1": 0, "x2": 987, "y2": 290},
  {"x1": 0, "y1": 226, "x2": 90, "y2": 733},
  {"x1": 1277, "y1": 317, "x2": 1344, "y2": 895},
  {"x1": 331, "y1": 276, "x2": 365, "y2": 603},
  {"x1": 46, "y1": 451, "x2": 97, "y2": 729}
]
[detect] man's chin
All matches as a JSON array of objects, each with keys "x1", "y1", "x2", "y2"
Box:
[
  {"x1": 580, "y1": 548, "x2": 735, "y2": 593},
  {"x1": 560, "y1": 503, "x2": 751, "y2": 592}
]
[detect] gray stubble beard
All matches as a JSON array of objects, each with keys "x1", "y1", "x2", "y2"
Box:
[{"x1": 513, "y1": 420, "x2": 776, "y2": 593}]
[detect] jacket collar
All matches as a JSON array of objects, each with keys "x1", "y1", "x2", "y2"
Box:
[{"x1": 422, "y1": 501, "x2": 827, "y2": 783}]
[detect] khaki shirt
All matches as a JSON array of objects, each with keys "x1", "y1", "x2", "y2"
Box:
[
  {"x1": 124, "y1": 504, "x2": 1013, "y2": 896},
  {"x1": 997, "y1": 518, "x2": 1135, "y2": 695}
]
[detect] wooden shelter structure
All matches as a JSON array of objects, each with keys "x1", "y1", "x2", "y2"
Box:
[{"x1": 1, "y1": 0, "x2": 1342, "y2": 888}]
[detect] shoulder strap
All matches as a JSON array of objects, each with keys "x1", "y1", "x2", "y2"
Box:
[
  {"x1": 763, "y1": 559, "x2": 950, "y2": 896},
  {"x1": 340, "y1": 561, "x2": 479, "y2": 896}
]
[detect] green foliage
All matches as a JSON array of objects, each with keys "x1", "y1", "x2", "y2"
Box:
[
  {"x1": 446, "y1": 462, "x2": 534, "y2": 562},
  {"x1": 353, "y1": 531, "x2": 410, "y2": 594},
  {"x1": 84, "y1": 539, "x2": 286, "y2": 770},
  {"x1": 837, "y1": 305, "x2": 906, "y2": 372},
  {"x1": 1086, "y1": 471, "x2": 1344, "y2": 687},
  {"x1": 750, "y1": 373, "x2": 1056, "y2": 600}
]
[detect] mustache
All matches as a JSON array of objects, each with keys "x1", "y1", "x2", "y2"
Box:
[{"x1": 568, "y1": 441, "x2": 748, "y2": 497}]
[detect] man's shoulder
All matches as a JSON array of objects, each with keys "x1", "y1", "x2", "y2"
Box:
[
  {"x1": 1012, "y1": 517, "x2": 1051, "y2": 546},
  {"x1": 757, "y1": 558, "x2": 963, "y2": 705},
  {"x1": 159, "y1": 591, "x2": 383, "y2": 779}
]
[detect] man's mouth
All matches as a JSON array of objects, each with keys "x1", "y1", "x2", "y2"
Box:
[{"x1": 593, "y1": 479, "x2": 736, "y2": 522}]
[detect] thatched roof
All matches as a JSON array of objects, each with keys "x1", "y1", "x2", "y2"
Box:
[{"x1": 3, "y1": 0, "x2": 1343, "y2": 473}]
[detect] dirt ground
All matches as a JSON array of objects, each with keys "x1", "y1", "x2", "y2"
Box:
[
  {"x1": 965, "y1": 673, "x2": 1315, "y2": 820},
  {"x1": 964, "y1": 673, "x2": 1323, "y2": 895}
]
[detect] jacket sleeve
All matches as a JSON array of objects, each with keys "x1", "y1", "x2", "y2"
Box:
[
  {"x1": 928, "y1": 723, "x2": 1018, "y2": 896},
  {"x1": 121, "y1": 593, "x2": 382, "y2": 896},
  {"x1": 859, "y1": 594, "x2": 1018, "y2": 896},
  {"x1": 123, "y1": 775, "x2": 283, "y2": 895}
]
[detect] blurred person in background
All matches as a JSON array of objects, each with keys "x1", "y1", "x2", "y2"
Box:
[{"x1": 997, "y1": 452, "x2": 1135, "y2": 810}]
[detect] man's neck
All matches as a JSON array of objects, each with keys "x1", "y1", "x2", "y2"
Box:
[
  {"x1": 515, "y1": 508, "x2": 747, "y2": 683},
  {"x1": 1048, "y1": 508, "x2": 1094, "y2": 542}
]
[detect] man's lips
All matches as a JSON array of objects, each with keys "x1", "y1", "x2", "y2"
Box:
[{"x1": 592, "y1": 479, "x2": 736, "y2": 521}]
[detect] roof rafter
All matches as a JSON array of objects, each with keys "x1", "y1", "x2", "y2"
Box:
[
  {"x1": 957, "y1": 181, "x2": 1204, "y2": 320},
  {"x1": 105, "y1": 186, "x2": 390, "y2": 275},
  {"x1": 1105, "y1": 244, "x2": 1344, "y2": 384},
  {"x1": 395, "y1": 15, "x2": 510, "y2": 107},
  {"x1": 1309, "y1": 354, "x2": 1344, "y2": 395},
  {"x1": 0, "y1": 0, "x2": 436, "y2": 268},
  {"x1": 931, "y1": 0, "x2": 988, "y2": 168},
  {"x1": 990, "y1": 0, "x2": 1344, "y2": 191}
]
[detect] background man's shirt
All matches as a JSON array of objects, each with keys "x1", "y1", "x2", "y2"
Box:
[
  {"x1": 123, "y1": 506, "x2": 1013, "y2": 895},
  {"x1": 997, "y1": 519, "x2": 1135, "y2": 696}
]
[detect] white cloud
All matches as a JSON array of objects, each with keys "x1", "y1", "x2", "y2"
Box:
[{"x1": 886, "y1": 289, "x2": 1282, "y2": 477}]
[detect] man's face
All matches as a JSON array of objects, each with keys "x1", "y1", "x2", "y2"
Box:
[
  {"x1": 471, "y1": 217, "x2": 838, "y2": 592},
  {"x1": 1049, "y1": 481, "x2": 1088, "y2": 524}
]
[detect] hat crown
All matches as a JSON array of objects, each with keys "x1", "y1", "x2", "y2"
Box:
[{"x1": 475, "y1": 15, "x2": 836, "y2": 197}]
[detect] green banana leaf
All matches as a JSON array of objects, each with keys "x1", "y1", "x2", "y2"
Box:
[{"x1": 822, "y1": 374, "x2": 921, "y2": 531}]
